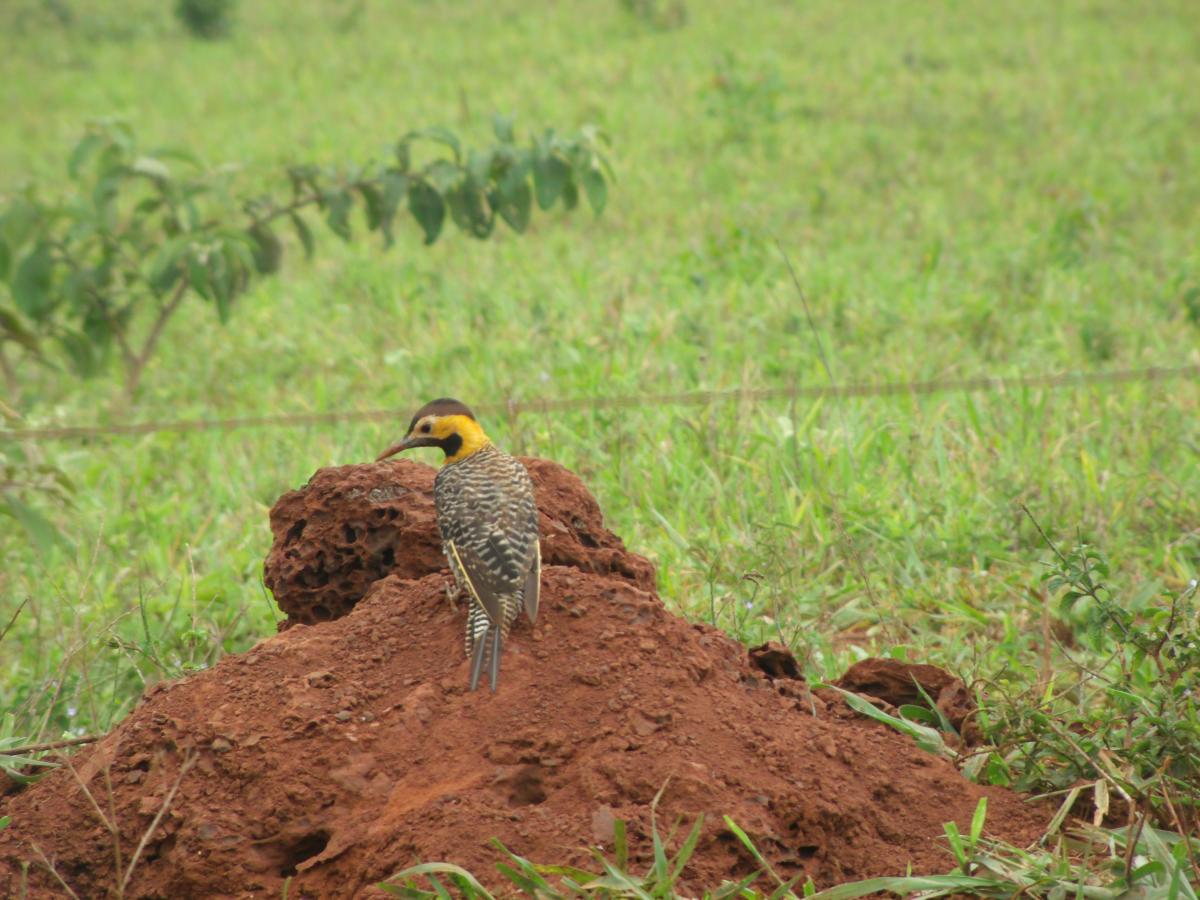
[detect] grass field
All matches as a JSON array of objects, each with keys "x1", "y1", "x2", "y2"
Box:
[{"x1": 3, "y1": 0, "x2": 1200, "y2": 889}]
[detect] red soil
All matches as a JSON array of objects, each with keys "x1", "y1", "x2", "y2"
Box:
[{"x1": 0, "y1": 458, "x2": 1046, "y2": 898}]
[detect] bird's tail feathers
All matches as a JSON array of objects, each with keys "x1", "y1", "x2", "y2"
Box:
[{"x1": 467, "y1": 600, "x2": 517, "y2": 692}]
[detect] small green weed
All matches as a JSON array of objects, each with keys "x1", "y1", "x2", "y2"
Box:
[
  {"x1": 977, "y1": 517, "x2": 1200, "y2": 841},
  {"x1": 378, "y1": 797, "x2": 1200, "y2": 898},
  {"x1": 174, "y1": 0, "x2": 235, "y2": 39}
]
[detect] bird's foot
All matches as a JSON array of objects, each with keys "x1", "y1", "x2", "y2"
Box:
[{"x1": 444, "y1": 581, "x2": 465, "y2": 611}]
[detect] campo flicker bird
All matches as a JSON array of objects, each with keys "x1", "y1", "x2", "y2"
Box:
[{"x1": 377, "y1": 398, "x2": 540, "y2": 692}]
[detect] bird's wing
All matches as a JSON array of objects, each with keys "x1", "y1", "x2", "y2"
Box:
[
  {"x1": 448, "y1": 542, "x2": 504, "y2": 628},
  {"x1": 445, "y1": 538, "x2": 506, "y2": 626},
  {"x1": 523, "y1": 538, "x2": 541, "y2": 622}
]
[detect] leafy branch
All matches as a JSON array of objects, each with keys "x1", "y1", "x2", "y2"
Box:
[{"x1": 0, "y1": 117, "x2": 612, "y2": 398}]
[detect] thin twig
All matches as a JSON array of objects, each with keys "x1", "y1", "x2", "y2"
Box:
[
  {"x1": 1159, "y1": 786, "x2": 1200, "y2": 884},
  {"x1": 119, "y1": 752, "x2": 197, "y2": 895},
  {"x1": 125, "y1": 277, "x2": 190, "y2": 397},
  {"x1": 27, "y1": 841, "x2": 81, "y2": 900},
  {"x1": 57, "y1": 754, "x2": 116, "y2": 835},
  {"x1": 1122, "y1": 805, "x2": 1146, "y2": 880},
  {"x1": 1020, "y1": 503, "x2": 1069, "y2": 566},
  {"x1": 0, "y1": 734, "x2": 99, "y2": 756},
  {"x1": 0, "y1": 598, "x2": 28, "y2": 644},
  {"x1": 1040, "y1": 718, "x2": 1132, "y2": 802},
  {"x1": 0, "y1": 344, "x2": 19, "y2": 400},
  {"x1": 75, "y1": 634, "x2": 126, "y2": 889}
]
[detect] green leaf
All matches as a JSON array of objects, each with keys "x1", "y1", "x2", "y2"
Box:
[
  {"x1": 533, "y1": 153, "x2": 569, "y2": 210},
  {"x1": 1, "y1": 767, "x2": 53, "y2": 786},
  {"x1": 613, "y1": 817, "x2": 628, "y2": 869},
  {"x1": 447, "y1": 182, "x2": 492, "y2": 239},
  {"x1": 466, "y1": 148, "x2": 494, "y2": 188},
  {"x1": 561, "y1": 177, "x2": 579, "y2": 211},
  {"x1": 222, "y1": 236, "x2": 255, "y2": 291},
  {"x1": 92, "y1": 168, "x2": 124, "y2": 225},
  {"x1": 669, "y1": 815, "x2": 705, "y2": 883},
  {"x1": 186, "y1": 252, "x2": 211, "y2": 299},
  {"x1": 424, "y1": 159, "x2": 462, "y2": 194},
  {"x1": 912, "y1": 679, "x2": 957, "y2": 735},
  {"x1": 147, "y1": 235, "x2": 191, "y2": 296},
  {"x1": 968, "y1": 797, "x2": 987, "y2": 846},
  {"x1": 424, "y1": 874, "x2": 452, "y2": 900},
  {"x1": 804, "y1": 874, "x2": 1010, "y2": 899},
  {"x1": 582, "y1": 166, "x2": 607, "y2": 215},
  {"x1": 12, "y1": 241, "x2": 56, "y2": 321},
  {"x1": 56, "y1": 328, "x2": 100, "y2": 377},
  {"x1": 150, "y1": 146, "x2": 202, "y2": 167},
  {"x1": 358, "y1": 183, "x2": 384, "y2": 231},
  {"x1": 943, "y1": 820, "x2": 967, "y2": 868},
  {"x1": 494, "y1": 863, "x2": 543, "y2": 895},
  {"x1": 1, "y1": 496, "x2": 72, "y2": 555},
  {"x1": 821, "y1": 684, "x2": 956, "y2": 760},
  {"x1": 81, "y1": 291, "x2": 114, "y2": 348},
  {"x1": 209, "y1": 249, "x2": 233, "y2": 323},
  {"x1": 287, "y1": 164, "x2": 319, "y2": 200},
  {"x1": 494, "y1": 170, "x2": 532, "y2": 233},
  {"x1": 130, "y1": 156, "x2": 171, "y2": 182},
  {"x1": 0, "y1": 238, "x2": 10, "y2": 281},
  {"x1": 379, "y1": 172, "x2": 408, "y2": 246},
  {"x1": 393, "y1": 139, "x2": 411, "y2": 172},
  {"x1": 247, "y1": 224, "x2": 282, "y2": 274},
  {"x1": 379, "y1": 864, "x2": 495, "y2": 900},
  {"x1": 898, "y1": 703, "x2": 938, "y2": 725},
  {"x1": 288, "y1": 212, "x2": 315, "y2": 260},
  {"x1": 0, "y1": 196, "x2": 39, "y2": 251},
  {"x1": 492, "y1": 113, "x2": 515, "y2": 143},
  {"x1": 722, "y1": 817, "x2": 782, "y2": 888},
  {"x1": 405, "y1": 125, "x2": 462, "y2": 163},
  {"x1": 324, "y1": 189, "x2": 354, "y2": 241},
  {"x1": 68, "y1": 132, "x2": 108, "y2": 179},
  {"x1": 408, "y1": 180, "x2": 445, "y2": 245}
]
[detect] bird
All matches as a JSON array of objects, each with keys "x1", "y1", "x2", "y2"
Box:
[{"x1": 376, "y1": 398, "x2": 540, "y2": 692}]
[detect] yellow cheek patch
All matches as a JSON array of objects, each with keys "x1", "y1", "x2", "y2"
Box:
[{"x1": 438, "y1": 414, "x2": 491, "y2": 463}]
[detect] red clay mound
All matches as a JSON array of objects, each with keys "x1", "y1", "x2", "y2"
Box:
[
  {"x1": 0, "y1": 459, "x2": 1046, "y2": 898},
  {"x1": 265, "y1": 457, "x2": 655, "y2": 625}
]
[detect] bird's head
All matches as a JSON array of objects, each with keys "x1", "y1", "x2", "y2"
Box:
[{"x1": 376, "y1": 398, "x2": 491, "y2": 465}]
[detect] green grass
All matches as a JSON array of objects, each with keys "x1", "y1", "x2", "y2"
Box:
[{"x1": 2, "y1": 0, "x2": 1200, "y2": 886}]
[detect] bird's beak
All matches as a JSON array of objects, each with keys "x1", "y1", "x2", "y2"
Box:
[{"x1": 376, "y1": 434, "x2": 438, "y2": 460}]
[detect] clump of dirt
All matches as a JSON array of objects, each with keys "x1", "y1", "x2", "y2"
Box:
[
  {"x1": 265, "y1": 457, "x2": 655, "y2": 625},
  {"x1": 835, "y1": 657, "x2": 978, "y2": 740},
  {"x1": 0, "y1": 459, "x2": 1046, "y2": 899}
]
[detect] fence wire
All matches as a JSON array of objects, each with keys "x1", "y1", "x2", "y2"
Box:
[{"x1": 1, "y1": 364, "x2": 1196, "y2": 443}]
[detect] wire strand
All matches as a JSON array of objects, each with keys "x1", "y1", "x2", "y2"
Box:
[{"x1": 1, "y1": 364, "x2": 1196, "y2": 442}]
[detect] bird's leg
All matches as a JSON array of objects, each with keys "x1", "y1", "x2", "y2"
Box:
[{"x1": 444, "y1": 579, "x2": 465, "y2": 611}]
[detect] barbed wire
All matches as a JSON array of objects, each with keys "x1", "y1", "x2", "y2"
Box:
[{"x1": 1, "y1": 364, "x2": 1196, "y2": 442}]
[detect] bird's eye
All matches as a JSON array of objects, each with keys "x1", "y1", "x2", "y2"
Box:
[{"x1": 420, "y1": 423, "x2": 432, "y2": 434}]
